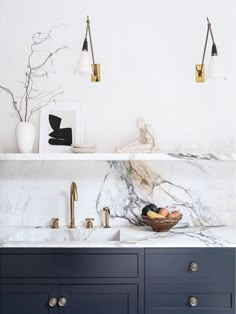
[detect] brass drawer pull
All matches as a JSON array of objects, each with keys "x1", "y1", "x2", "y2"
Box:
[
  {"x1": 49, "y1": 297, "x2": 57, "y2": 307},
  {"x1": 189, "y1": 296, "x2": 198, "y2": 307},
  {"x1": 58, "y1": 297, "x2": 67, "y2": 307},
  {"x1": 189, "y1": 262, "x2": 199, "y2": 272}
]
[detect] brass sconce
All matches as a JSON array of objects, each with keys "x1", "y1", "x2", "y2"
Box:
[
  {"x1": 195, "y1": 17, "x2": 221, "y2": 83},
  {"x1": 74, "y1": 16, "x2": 100, "y2": 82}
]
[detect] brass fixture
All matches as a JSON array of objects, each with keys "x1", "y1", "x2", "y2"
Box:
[
  {"x1": 195, "y1": 17, "x2": 219, "y2": 83},
  {"x1": 74, "y1": 16, "x2": 101, "y2": 82},
  {"x1": 58, "y1": 297, "x2": 67, "y2": 307},
  {"x1": 103, "y1": 207, "x2": 111, "y2": 228},
  {"x1": 91, "y1": 63, "x2": 101, "y2": 82},
  {"x1": 69, "y1": 182, "x2": 78, "y2": 228},
  {"x1": 49, "y1": 297, "x2": 57, "y2": 307},
  {"x1": 189, "y1": 261, "x2": 199, "y2": 272},
  {"x1": 195, "y1": 64, "x2": 205, "y2": 83},
  {"x1": 51, "y1": 218, "x2": 59, "y2": 229},
  {"x1": 189, "y1": 296, "x2": 198, "y2": 307},
  {"x1": 86, "y1": 218, "x2": 94, "y2": 229}
]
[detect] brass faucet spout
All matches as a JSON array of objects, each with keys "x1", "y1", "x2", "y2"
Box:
[
  {"x1": 71, "y1": 182, "x2": 78, "y2": 201},
  {"x1": 69, "y1": 182, "x2": 78, "y2": 228}
]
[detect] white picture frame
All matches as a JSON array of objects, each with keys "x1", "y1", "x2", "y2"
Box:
[{"x1": 39, "y1": 103, "x2": 84, "y2": 153}]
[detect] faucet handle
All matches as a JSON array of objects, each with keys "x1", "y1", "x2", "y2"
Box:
[
  {"x1": 85, "y1": 218, "x2": 94, "y2": 229},
  {"x1": 51, "y1": 218, "x2": 59, "y2": 229}
]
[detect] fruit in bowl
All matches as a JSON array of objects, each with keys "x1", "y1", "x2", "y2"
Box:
[
  {"x1": 142, "y1": 204, "x2": 161, "y2": 216},
  {"x1": 141, "y1": 204, "x2": 182, "y2": 232},
  {"x1": 167, "y1": 210, "x2": 181, "y2": 219},
  {"x1": 146, "y1": 211, "x2": 165, "y2": 219},
  {"x1": 158, "y1": 208, "x2": 169, "y2": 217},
  {"x1": 142, "y1": 204, "x2": 181, "y2": 219}
]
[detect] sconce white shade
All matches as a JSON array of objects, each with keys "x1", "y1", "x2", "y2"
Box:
[
  {"x1": 207, "y1": 55, "x2": 222, "y2": 80},
  {"x1": 74, "y1": 50, "x2": 92, "y2": 75}
]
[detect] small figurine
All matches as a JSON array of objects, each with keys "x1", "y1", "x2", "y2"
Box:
[{"x1": 116, "y1": 118, "x2": 159, "y2": 153}]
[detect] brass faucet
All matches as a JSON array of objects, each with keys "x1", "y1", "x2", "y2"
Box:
[{"x1": 69, "y1": 182, "x2": 78, "y2": 228}]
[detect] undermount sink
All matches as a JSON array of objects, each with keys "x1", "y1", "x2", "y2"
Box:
[{"x1": 5, "y1": 228, "x2": 121, "y2": 242}]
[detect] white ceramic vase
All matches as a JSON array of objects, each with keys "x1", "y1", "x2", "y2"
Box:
[{"x1": 16, "y1": 122, "x2": 35, "y2": 153}]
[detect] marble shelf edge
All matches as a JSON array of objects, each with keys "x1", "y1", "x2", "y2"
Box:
[{"x1": 0, "y1": 153, "x2": 235, "y2": 161}]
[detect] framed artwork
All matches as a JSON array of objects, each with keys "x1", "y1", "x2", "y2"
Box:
[{"x1": 39, "y1": 103, "x2": 84, "y2": 153}]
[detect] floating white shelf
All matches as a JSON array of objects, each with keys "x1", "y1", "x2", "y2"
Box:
[
  {"x1": 0, "y1": 153, "x2": 175, "y2": 161},
  {"x1": 0, "y1": 153, "x2": 235, "y2": 161}
]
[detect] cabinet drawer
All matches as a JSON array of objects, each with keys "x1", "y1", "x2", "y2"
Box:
[
  {"x1": 145, "y1": 248, "x2": 235, "y2": 283},
  {"x1": 0, "y1": 248, "x2": 141, "y2": 279},
  {"x1": 146, "y1": 283, "x2": 235, "y2": 314}
]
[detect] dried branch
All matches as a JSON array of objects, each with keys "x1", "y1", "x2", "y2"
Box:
[
  {"x1": 0, "y1": 24, "x2": 67, "y2": 122},
  {"x1": 24, "y1": 72, "x2": 33, "y2": 121},
  {"x1": 29, "y1": 89, "x2": 58, "y2": 100},
  {"x1": 27, "y1": 88, "x2": 64, "y2": 122},
  {"x1": 31, "y1": 69, "x2": 56, "y2": 78},
  {"x1": 0, "y1": 85, "x2": 23, "y2": 121},
  {"x1": 32, "y1": 46, "x2": 68, "y2": 71},
  {"x1": 19, "y1": 87, "x2": 27, "y2": 113}
]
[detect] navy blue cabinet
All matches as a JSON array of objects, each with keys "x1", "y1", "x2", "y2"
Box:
[
  {"x1": 58, "y1": 285, "x2": 137, "y2": 314},
  {"x1": 145, "y1": 248, "x2": 235, "y2": 314},
  {"x1": 1, "y1": 285, "x2": 57, "y2": 314},
  {"x1": 0, "y1": 248, "x2": 235, "y2": 314},
  {"x1": 0, "y1": 248, "x2": 140, "y2": 279},
  {"x1": 0, "y1": 248, "x2": 143, "y2": 314},
  {"x1": 146, "y1": 283, "x2": 234, "y2": 314},
  {"x1": 1, "y1": 284, "x2": 137, "y2": 314}
]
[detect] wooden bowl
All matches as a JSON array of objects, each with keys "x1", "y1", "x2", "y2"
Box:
[{"x1": 141, "y1": 214, "x2": 183, "y2": 232}]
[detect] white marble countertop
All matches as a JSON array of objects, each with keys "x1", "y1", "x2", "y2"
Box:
[{"x1": 0, "y1": 225, "x2": 235, "y2": 248}]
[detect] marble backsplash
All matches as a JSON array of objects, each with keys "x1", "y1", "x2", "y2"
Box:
[{"x1": 0, "y1": 158, "x2": 235, "y2": 228}]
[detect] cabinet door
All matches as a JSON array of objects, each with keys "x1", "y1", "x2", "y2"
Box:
[
  {"x1": 0, "y1": 285, "x2": 58, "y2": 314},
  {"x1": 58, "y1": 285, "x2": 138, "y2": 314}
]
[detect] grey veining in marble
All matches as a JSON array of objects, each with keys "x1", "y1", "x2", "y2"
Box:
[
  {"x1": 0, "y1": 157, "x2": 235, "y2": 228},
  {"x1": 96, "y1": 160, "x2": 235, "y2": 227},
  {"x1": 168, "y1": 153, "x2": 219, "y2": 160}
]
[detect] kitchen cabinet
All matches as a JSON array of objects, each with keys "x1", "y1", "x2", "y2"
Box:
[
  {"x1": 0, "y1": 248, "x2": 235, "y2": 314},
  {"x1": 0, "y1": 248, "x2": 143, "y2": 314},
  {"x1": 1, "y1": 285, "x2": 57, "y2": 314},
  {"x1": 57, "y1": 285, "x2": 137, "y2": 314},
  {"x1": 145, "y1": 248, "x2": 235, "y2": 314},
  {"x1": 1, "y1": 284, "x2": 137, "y2": 314}
]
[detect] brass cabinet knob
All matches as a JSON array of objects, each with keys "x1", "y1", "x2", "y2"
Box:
[
  {"x1": 189, "y1": 296, "x2": 198, "y2": 307},
  {"x1": 58, "y1": 297, "x2": 67, "y2": 307},
  {"x1": 189, "y1": 262, "x2": 199, "y2": 272},
  {"x1": 49, "y1": 297, "x2": 57, "y2": 307}
]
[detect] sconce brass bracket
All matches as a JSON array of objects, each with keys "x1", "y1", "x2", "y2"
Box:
[
  {"x1": 91, "y1": 64, "x2": 101, "y2": 82},
  {"x1": 195, "y1": 64, "x2": 205, "y2": 83}
]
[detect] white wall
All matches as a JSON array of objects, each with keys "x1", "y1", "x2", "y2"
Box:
[
  {"x1": 0, "y1": 0, "x2": 235, "y2": 153},
  {"x1": 0, "y1": 0, "x2": 235, "y2": 228}
]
